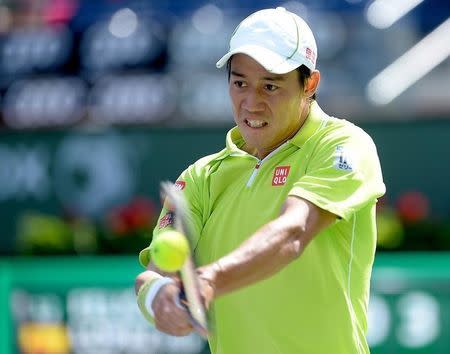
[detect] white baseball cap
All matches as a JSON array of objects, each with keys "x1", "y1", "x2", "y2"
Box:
[{"x1": 216, "y1": 7, "x2": 317, "y2": 74}]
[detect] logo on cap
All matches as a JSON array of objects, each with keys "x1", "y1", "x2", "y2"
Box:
[
  {"x1": 272, "y1": 166, "x2": 291, "y2": 186},
  {"x1": 306, "y1": 47, "x2": 316, "y2": 64},
  {"x1": 174, "y1": 180, "x2": 186, "y2": 190}
]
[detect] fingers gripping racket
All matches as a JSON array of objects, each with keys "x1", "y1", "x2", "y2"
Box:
[{"x1": 160, "y1": 181, "x2": 209, "y2": 338}]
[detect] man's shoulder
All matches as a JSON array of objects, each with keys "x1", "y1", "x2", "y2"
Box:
[
  {"x1": 303, "y1": 103, "x2": 375, "y2": 147},
  {"x1": 186, "y1": 148, "x2": 229, "y2": 178},
  {"x1": 320, "y1": 116, "x2": 375, "y2": 146},
  {"x1": 194, "y1": 148, "x2": 228, "y2": 167}
]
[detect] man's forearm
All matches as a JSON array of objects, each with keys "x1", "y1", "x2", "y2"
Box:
[
  {"x1": 212, "y1": 217, "x2": 303, "y2": 296},
  {"x1": 201, "y1": 197, "x2": 335, "y2": 298}
]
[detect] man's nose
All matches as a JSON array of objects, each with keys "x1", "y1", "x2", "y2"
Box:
[{"x1": 241, "y1": 90, "x2": 265, "y2": 112}]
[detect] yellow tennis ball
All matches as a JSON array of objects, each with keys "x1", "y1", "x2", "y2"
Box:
[{"x1": 150, "y1": 230, "x2": 189, "y2": 272}]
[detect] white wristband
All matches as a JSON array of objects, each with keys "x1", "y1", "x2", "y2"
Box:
[{"x1": 144, "y1": 277, "x2": 175, "y2": 317}]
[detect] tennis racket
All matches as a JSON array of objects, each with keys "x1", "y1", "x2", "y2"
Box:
[{"x1": 160, "y1": 181, "x2": 209, "y2": 338}]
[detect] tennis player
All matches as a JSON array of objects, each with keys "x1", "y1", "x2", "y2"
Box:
[{"x1": 136, "y1": 7, "x2": 385, "y2": 354}]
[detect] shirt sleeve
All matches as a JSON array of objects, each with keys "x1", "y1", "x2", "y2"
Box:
[
  {"x1": 289, "y1": 126, "x2": 386, "y2": 221},
  {"x1": 139, "y1": 164, "x2": 205, "y2": 268}
]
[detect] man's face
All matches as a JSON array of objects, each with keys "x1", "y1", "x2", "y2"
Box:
[{"x1": 229, "y1": 54, "x2": 309, "y2": 159}]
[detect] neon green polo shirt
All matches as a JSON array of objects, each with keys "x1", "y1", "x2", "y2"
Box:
[{"x1": 140, "y1": 102, "x2": 385, "y2": 354}]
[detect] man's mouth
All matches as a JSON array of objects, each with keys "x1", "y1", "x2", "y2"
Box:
[{"x1": 245, "y1": 119, "x2": 268, "y2": 128}]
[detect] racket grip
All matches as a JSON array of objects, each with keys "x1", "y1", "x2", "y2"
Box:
[
  {"x1": 178, "y1": 287, "x2": 209, "y2": 338},
  {"x1": 177, "y1": 287, "x2": 188, "y2": 308}
]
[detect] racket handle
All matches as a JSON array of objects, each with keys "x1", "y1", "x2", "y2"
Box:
[{"x1": 178, "y1": 287, "x2": 209, "y2": 338}]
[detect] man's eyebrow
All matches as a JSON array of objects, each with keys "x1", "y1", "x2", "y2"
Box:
[
  {"x1": 230, "y1": 70, "x2": 285, "y2": 81},
  {"x1": 230, "y1": 70, "x2": 245, "y2": 78}
]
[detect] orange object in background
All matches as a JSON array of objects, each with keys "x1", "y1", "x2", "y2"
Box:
[{"x1": 18, "y1": 323, "x2": 70, "y2": 354}]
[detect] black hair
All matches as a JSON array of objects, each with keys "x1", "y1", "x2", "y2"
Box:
[
  {"x1": 226, "y1": 59, "x2": 316, "y2": 100},
  {"x1": 296, "y1": 65, "x2": 316, "y2": 101}
]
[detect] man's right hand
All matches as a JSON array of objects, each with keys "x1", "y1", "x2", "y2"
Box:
[{"x1": 152, "y1": 281, "x2": 194, "y2": 336}]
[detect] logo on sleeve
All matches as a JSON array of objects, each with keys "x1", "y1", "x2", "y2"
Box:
[
  {"x1": 158, "y1": 211, "x2": 174, "y2": 228},
  {"x1": 333, "y1": 146, "x2": 354, "y2": 171},
  {"x1": 272, "y1": 166, "x2": 291, "y2": 186},
  {"x1": 174, "y1": 180, "x2": 186, "y2": 190}
]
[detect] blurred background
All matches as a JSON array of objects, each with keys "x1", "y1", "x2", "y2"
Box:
[{"x1": 0, "y1": 0, "x2": 449, "y2": 353}]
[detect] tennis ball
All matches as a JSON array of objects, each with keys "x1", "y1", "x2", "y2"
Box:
[{"x1": 150, "y1": 230, "x2": 189, "y2": 272}]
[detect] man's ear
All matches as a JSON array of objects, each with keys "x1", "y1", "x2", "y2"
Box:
[{"x1": 304, "y1": 70, "x2": 320, "y2": 98}]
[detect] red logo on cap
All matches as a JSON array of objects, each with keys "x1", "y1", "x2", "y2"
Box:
[
  {"x1": 174, "y1": 181, "x2": 186, "y2": 190},
  {"x1": 272, "y1": 166, "x2": 291, "y2": 186},
  {"x1": 306, "y1": 47, "x2": 316, "y2": 63}
]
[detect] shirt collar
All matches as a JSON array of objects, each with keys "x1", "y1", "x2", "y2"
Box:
[
  {"x1": 289, "y1": 101, "x2": 327, "y2": 148},
  {"x1": 225, "y1": 126, "x2": 247, "y2": 156},
  {"x1": 225, "y1": 101, "x2": 327, "y2": 155}
]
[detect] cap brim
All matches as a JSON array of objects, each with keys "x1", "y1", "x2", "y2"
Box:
[{"x1": 216, "y1": 44, "x2": 305, "y2": 74}]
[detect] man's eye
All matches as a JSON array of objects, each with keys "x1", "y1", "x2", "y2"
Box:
[
  {"x1": 234, "y1": 81, "x2": 245, "y2": 88},
  {"x1": 265, "y1": 84, "x2": 278, "y2": 92}
]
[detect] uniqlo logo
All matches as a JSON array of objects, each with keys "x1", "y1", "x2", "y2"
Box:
[
  {"x1": 174, "y1": 180, "x2": 186, "y2": 190},
  {"x1": 272, "y1": 166, "x2": 291, "y2": 186}
]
